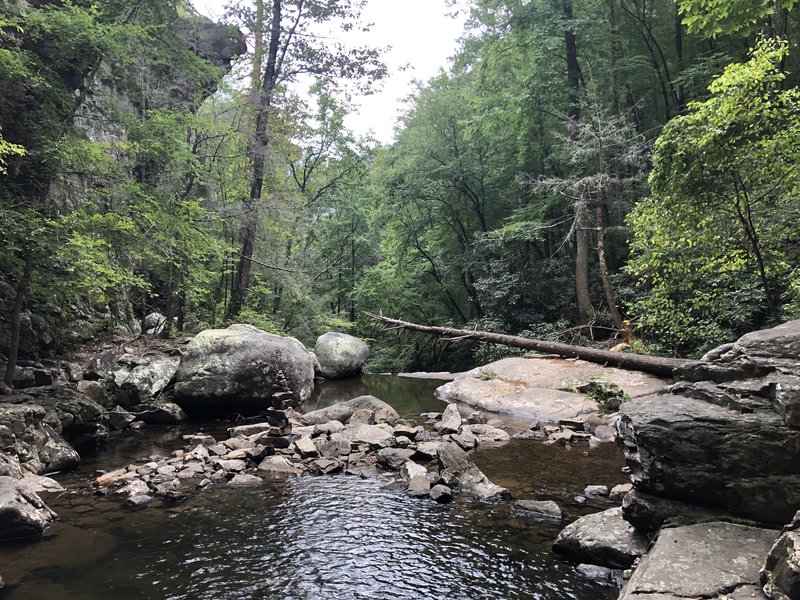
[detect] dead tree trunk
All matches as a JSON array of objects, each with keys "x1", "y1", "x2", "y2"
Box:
[{"x1": 367, "y1": 314, "x2": 687, "y2": 377}]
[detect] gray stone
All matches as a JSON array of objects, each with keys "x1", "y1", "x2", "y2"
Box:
[
  {"x1": 136, "y1": 401, "x2": 187, "y2": 425},
  {"x1": 438, "y1": 403, "x2": 462, "y2": 434},
  {"x1": 583, "y1": 485, "x2": 609, "y2": 497},
  {"x1": 294, "y1": 436, "x2": 319, "y2": 458},
  {"x1": 407, "y1": 475, "x2": 431, "y2": 497},
  {"x1": 376, "y1": 448, "x2": 415, "y2": 470},
  {"x1": 609, "y1": 483, "x2": 633, "y2": 502},
  {"x1": 620, "y1": 522, "x2": 778, "y2": 599},
  {"x1": 258, "y1": 455, "x2": 301, "y2": 477},
  {"x1": 553, "y1": 507, "x2": 649, "y2": 569},
  {"x1": 618, "y1": 392, "x2": 800, "y2": 525},
  {"x1": 575, "y1": 564, "x2": 623, "y2": 588},
  {"x1": 621, "y1": 488, "x2": 742, "y2": 536},
  {"x1": 341, "y1": 423, "x2": 395, "y2": 448},
  {"x1": 449, "y1": 430, "x2": 477, "y2": 451},
  {"x1": 348, "y1": 407, "x2": 375, "y2": 425},
  {"x1": 0, "y1": 402, "x2": 80, "y2": 474},
  {"x1": 0, "y1": 476, "x2": 57, "y2": 540},
  {"x1": 413, "y1": 441, "x2": 442, "y2": 461},
  {"x1": 20, "y1": 474, "x2": 64, "y2": 494},
  {"x1": 429, "y1": 484, "x2": 453, "y2": 503},
  {"x1": 84, "y1": 350, "x2": 117, "y2": 381},
  {"x1": 174, "y1": 325, "x2": 315, "y2": 415},
  {"x1": 227, "y1": 474, "x2": 263, "y2": 487},
  {"x1": 762, "y1": 514, "x2": 800, "y2": 600},
  {"x1": 229, "y1": 411, "x2": 291, "y2": 438},
  {"x1": 314, "y1": 420, "x2": 345, "y2": 435},
  {"x1": 515, "y1": 499, "x2": 562, "y2": 521},
  {"x1": 144, "y1": 312, "x2": 167, "y2": 334},
  {"x1": 301, "y1": 395, "x2": 399, "y2": 426},
  {"x1": 22, "y1": 385, "x2": 109, "y2": 449},
  {"x1": 124, "y1": 494, "x2": 153, "y2": 510},
  {"x1": 314, "y1": 332, "x2": 369, "y2": 379},
  {"x1": 108, "y1": 406, "x2": 135, "y2": 430},
  {"x1": 464, "y1": 423, "x2": 511, "y2": 447},
  {"x1": 313, "y1": 433, "x2": 351, "y2": 458},
  {"x1": 113, "y1": 358, "x2": 179, "y2": 406},
  {"x1": 436, "y1": 442, "x2": 508, "y2": 500},
  {"x1": 309, "y1": 458, "x2": 342, "y2": 475}
]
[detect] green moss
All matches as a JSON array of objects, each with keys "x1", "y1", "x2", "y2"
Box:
[{"x1": 577, "y1": 377, "x2": 631, "y2": 410}]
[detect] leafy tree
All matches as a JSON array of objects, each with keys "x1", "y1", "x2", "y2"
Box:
[{"x1": 626, "y1": 39, "x2": 800, "y2": 353}]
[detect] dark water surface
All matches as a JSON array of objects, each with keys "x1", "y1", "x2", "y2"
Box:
[{"x1": 0, "y1": 376, "x2": 624, "y2": 600}]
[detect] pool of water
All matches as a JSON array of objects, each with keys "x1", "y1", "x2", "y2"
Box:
[{"x1": 0, "y1": 376, "x2": 625, "y2": 600}]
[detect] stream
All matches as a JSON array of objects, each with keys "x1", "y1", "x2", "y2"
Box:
[{"x1": 0, "y1": 375, "x2": 627, "y2": 599}]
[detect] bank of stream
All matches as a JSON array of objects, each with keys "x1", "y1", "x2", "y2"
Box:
[{"x1": 0, "y1": 375, "x2": 627, "y2": 599}]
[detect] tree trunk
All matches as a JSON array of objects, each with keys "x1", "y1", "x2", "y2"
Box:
[
  {"x1": 575, "y1": 200, "x2": 593, "y2": 323},
  {"x1": 4, "y1": 252, "x2": 33, "y2": 387},
  {"x1": 227, "y1": 0, "x2": 282, "y2": 320},
  {"x1": 564, "y1": 0, "x2": 581, "y2": 123},
  {"x1": 595, "y1": 206, "x2": 625, "y2": 331},
  {"x1": 367, "y1": 314, "x2": 687, "y2": 377}
]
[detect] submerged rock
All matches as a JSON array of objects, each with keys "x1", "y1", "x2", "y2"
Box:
[
  {"x1": 515, "y1": 499, "x2": 562, "y2": 521},
  {"x1": 173, "y1": 325, "x2": 315, "y2": 415},
  {"x1": 553, "y1": 507, "x2": 649, "y2": 569},
  {"x1": 314, "y1": 332, "x2": 369, "y2": 379}
]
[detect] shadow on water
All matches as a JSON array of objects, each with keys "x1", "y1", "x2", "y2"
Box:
[
  {"x1": 301, "y1": 374, "x2": 447, "y2": 418},
  {"x1": 0, "y1": 375, "x2": 625, "y2": 600}
]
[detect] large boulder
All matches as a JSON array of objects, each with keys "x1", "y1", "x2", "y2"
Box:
[
  {"x1": 620, "y1": 522, "x2": 777, "y2": 599},
  {"x1": 436, "y1": 356, "x2": 664, "y2": 421},
  {"x1": 553, "y1": 507, "x2": 649, "y2": 569},
  {"x1": 112, "y1": 357, "x2": 179, "y2": 407},
  {"x1": 0, "y1": 476, "x2": 58, "y2": 541},
  {"x1": 173, "y1": 325, "x2": 315, "y2": 415},
  {"x1": 314, "y1": 332, "x2": 369, "y2": 379},
  {"x1": 22, "y1": 385, "x2": 109, "y2": 450},
  {"x1": 0, "y1": 403, "x2": 80, "y2": 475},
  {"x1": 617, "y1": 320, "x2": 800, "y2": 527}
]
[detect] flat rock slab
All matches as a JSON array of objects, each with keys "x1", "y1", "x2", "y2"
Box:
[
  {"x1": 620, "y1": 522, "x2": 778, "y2": 599},
  {"x1": 436, "y1": 357, "x2": 665, "y2": 420}
]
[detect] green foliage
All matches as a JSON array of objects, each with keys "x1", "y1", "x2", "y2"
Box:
[
  {"x1": 626, "y1": 39, "x2": 800, "y2": 353},
  {"x1": 679, "y1": 0, "x2": 797, "y2": 36}
]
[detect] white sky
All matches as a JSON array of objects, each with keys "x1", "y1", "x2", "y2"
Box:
[{"x1": 190, "y1": 0, "x2": 466, "y2": 144}]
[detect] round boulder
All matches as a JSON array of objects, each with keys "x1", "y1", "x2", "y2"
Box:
[
  {"x1": 173, "y1": 324, "x2": 315, "y2": 415},
  {"x1": 314, "y1": 332, "x2": 369, "y2": 379}
]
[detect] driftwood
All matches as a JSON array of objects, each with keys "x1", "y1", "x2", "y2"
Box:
[{"x1": 367, "y1": 314, "x2": 689, "y2": 378}]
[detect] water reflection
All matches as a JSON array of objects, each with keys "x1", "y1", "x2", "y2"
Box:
[
  {"x1": 1, "y1": 477, "x2": 615, "y2": 600},
  {"x1": 301, "y1": 375, "x2": 446, "y2": 418}
]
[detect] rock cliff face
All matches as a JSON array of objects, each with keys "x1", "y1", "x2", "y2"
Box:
[{"x1": 617, "y1": 320, "x2": 800, "y2": 526}]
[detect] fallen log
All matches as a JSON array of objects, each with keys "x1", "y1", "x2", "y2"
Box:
[{"x1": 366, "y1": 314, "x2": 689, "y2": 378}]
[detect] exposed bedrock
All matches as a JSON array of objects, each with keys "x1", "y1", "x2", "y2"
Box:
[{"x1": 617, "y1": 320, "x2": 800, "y2": 527}]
